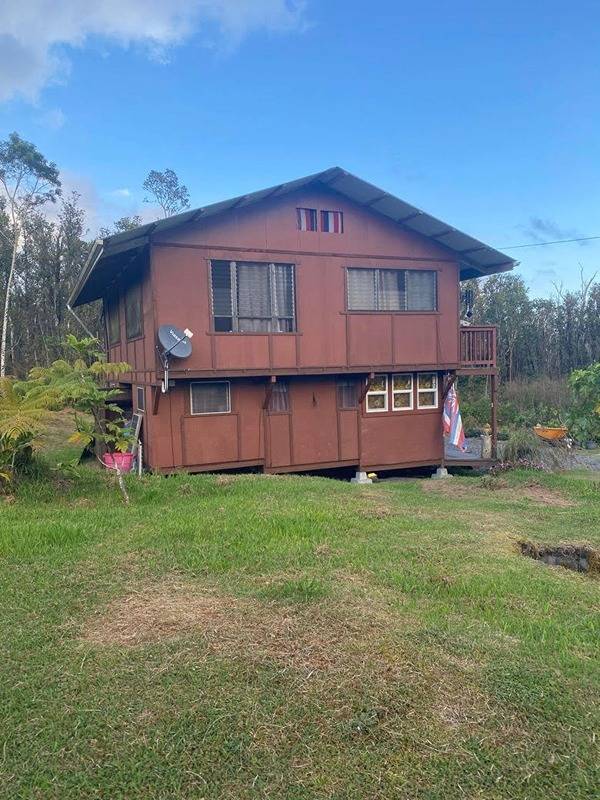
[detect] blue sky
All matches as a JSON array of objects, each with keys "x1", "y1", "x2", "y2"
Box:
[{"x1": 1, "y1": 0, "x2": 599, "y2": 297}]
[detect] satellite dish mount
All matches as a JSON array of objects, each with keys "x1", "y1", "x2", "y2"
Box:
[{"x1": 157, "y1": 325, "x2": 194, "y2": 393}]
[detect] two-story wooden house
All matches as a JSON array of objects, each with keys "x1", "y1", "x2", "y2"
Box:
[{"x1": 69, "y1": 168, "x2": 514, "y2": 476}]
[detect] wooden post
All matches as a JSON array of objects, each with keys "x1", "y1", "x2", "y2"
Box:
[{"x1": 491, "y1": 373, "x2": 498, "y2": 460}]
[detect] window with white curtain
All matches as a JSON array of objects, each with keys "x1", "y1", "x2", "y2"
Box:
[
  {"x1": 210, "y1": 260, "x2": 295, "y2": 332},
  {"x1": 190, "y1": 381, "x2": 231, "y2": 415},
  {"x1": 347, "y1": 268, "x2": 437, "y2": 311}
]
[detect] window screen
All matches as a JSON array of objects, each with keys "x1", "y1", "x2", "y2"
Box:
[
  {"x1": 136, "y1": 386, "x2": 145, "y2": 412},
  {"x1": 269, "y1": 381, "x2": 289, "y2": 413},
  {"x1": 190, "y1": 381, "x2": 231, "y2": 415},
  {"x1": 105, "y1": 297, "x2": 120, "y2": 346},
  {"x1": 337, "y1": 379, "x2": 358, "y2": 409},
  {"x1": 407, "y1": 270, "x2": 437, "y2": 311},
  {"x1": 125, "y1": 283, "x2": 143, "y2": 339},
  {"x1": 211, "y1": 261, "x2": 296, "y2": 333},
  {"x1": 347, "y1": 268, "x2": 436, "y2": 311}
]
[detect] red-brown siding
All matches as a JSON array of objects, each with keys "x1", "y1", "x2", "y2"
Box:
[{"x1": 107, "y1": 187, "x2": 461, "y2": 473}]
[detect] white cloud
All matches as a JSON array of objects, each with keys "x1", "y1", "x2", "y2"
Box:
[
  {"x1": 109, "y1": 188, "x2": 132, "y2": 198},
  {"x1": 36, "y1": 107, "x2": 66, "y2": 130},
  {"x1": 0, "y1": 0, "x2": 306, "y2": 101}
]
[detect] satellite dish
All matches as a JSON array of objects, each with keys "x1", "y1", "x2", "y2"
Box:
[
  {"x1": 157, "y1": 324, "x2": 194, "y2": 393},
  {"x1": 158, "y1": 324, "x2": 193, "y2": 359}
]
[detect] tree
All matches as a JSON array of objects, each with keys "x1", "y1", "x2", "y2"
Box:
[
  {"x1": 0, "y1": 133, "x2": 61, "y2": 377},
  {"x1": 23, "y1": 335, "x2": 132, "y2": 501},
  {"x1": 99, "y1": 215, "x2": 143, "y2": 238},
  {"x1": 142, "y1": 168, "x2": 190, "y2": 218}
]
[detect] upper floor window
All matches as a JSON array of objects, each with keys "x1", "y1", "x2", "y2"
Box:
[
  {"x1": 347, "y1": 268, "x2": 437, "y2": 312},
  {"x1": 297, "y1": 208, "x2": 317, "y2": 231},
  {"x1": 321, "y1": 210, "x2": 344, "y2": 233},
  {"x1": 210, "y1": 260, "x2": 296, "y2": 333},
  {"x1": 125, "y1": 282, "x2": 143, "y2": 339},
  {"x1": 105, "y1": 296, "x2": 120, "y2": 346}
]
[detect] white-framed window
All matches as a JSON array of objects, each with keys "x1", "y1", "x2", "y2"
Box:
[
  {"x1": 417, "y1": 373, "x2": 438, "y2": 408},
  {"x1": 136, "y1": 386, "x2": 145, "y2": 412},
  {"x1": 392, "y1": 373, "x2": 413, "y2": 410},
  {"x1": 366, "y1": 374, "x2": 388, "y2": 412},
  {"x1": 190, "y1": 381, "x2": 231, "y2": 415}
]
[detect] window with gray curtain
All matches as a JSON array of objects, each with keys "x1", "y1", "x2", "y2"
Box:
[
  {"x1": 268, "y1": 381, "x2": 289, "y2": 412},
  {"x1": 337, "y1": 379, "x2": 358, "y2": 409},
  {"x1": 105, "y1": 295, "x2": 120, "y2": 345},
  {"x1": 347, "y1": 268, "x2": 437, "y2": 311},
  {"x1": 211, "y1": 261, "x2": 296, "y2": 332},
  {"x1": 125, "y1": 283, "x2": 143, "y2": 339},
  {"x1": 190, "y1": 381, "x2": 231, "y2": 415}
]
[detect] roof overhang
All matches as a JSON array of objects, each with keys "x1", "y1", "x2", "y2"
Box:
[{"x1": 70, "y1": 167, "x2": 516, "y2": 307}]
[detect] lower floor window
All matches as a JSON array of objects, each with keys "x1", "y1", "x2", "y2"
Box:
[
  {"x1": 136, "y1": 386, "x2": 145, "y2": 412},
  {"x1": 366, "y1": 375, "x2": 388, "y2": 412},
  {"x1": 190, "y1": 381, "x2": 231, "y2": 415},
  {"x1": 392, "y1": 374, "x2": 413, "y2": 410},
  {"x1": 365, "y1": 372, "x2": 438, "y2": 412},
  {"x1": 269, "y1": 381, "x2": 289, "y2": 413},
  {"x1": 417, "y1": 373, "x2": 438, "y2": 408},
  {"x1": 337, "y1": 379, "x2": 358, "y2": 409}
]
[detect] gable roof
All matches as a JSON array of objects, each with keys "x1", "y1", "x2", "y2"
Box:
[{"x1": 70, "y1": 166, "x2": 516, "y2": 307}]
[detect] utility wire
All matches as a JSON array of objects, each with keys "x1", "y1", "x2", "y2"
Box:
[{"x1": 500, "y1": 234, "x2": 600, "y2": 250}]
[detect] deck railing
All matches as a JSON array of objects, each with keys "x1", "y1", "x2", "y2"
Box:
[{"x1": 460, "y1": 325, "x2": 496, "y2": 369}]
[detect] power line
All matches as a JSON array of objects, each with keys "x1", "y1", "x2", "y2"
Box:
[{"x1": 500, "y1": 234, "x2": 600, "y2": 250}]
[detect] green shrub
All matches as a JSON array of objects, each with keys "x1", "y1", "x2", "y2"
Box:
[
  {"x1": 503, "y1": 429, "x2": 542, "y2": 463},
  {"x1": 567, "y1": 363, "x2": 600, "y2": 444}
]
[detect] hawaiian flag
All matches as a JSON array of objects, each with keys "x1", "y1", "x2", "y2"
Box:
[
  {"x1": 321, "y1": 210, "x2": 344, "y2": 233},
  {"x1": 443, "y1": 383, "x2": 466, "y2": 451},
  {"x1": 297, "y1": 208, "x2": 317, "y2": 231}
]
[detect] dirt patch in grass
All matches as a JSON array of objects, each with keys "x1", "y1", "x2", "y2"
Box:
[
  {"x1": 520, "y1": 541, "x2": 600, "y2": 575},
  {"x1": 81, "y1": 578, "x2": 398, "y2": 672},
  {"x1": 423, "y1": 478, "x2": 574, "y2": 507},
  {"x1": 81, "y1": 576, "x2": 511, "y2": 747}
]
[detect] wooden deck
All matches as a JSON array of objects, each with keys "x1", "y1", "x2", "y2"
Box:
[
  {"x1": 445, "y1": 438, "x2": 496, "y2": 468},
  {"x1": 459, "y1": 325, "x2": 496, "y2": 373}
]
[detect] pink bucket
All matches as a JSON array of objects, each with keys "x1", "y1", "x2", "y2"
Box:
[{"x1": 102, "y1": 452, "x2": 134, "y2": 473}]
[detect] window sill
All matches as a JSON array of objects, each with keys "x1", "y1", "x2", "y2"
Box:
[
  {"x1": 207, "y1": 331, "x2": 301, "y2": 337},
  {"x1": 341, "y1": 310, "x2": 440, "y2": 316},
  {"x1": 363, "y1": 407, "x2": 439, "y2": 418},
  {"x1": 187, "y1": 412, "x2": 232, "y2": 418},
  {"x1": 126, "y1": 334, "x2": 144, "y2": 343}
]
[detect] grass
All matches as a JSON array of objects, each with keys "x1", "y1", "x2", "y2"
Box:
[{"x1": 1, "y1": 433, "x2": 599, "y2": 798}]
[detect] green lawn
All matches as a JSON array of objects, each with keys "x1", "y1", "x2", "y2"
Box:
[{"x1": 1, "y1": 453, "x2": 599, "y2": 798}]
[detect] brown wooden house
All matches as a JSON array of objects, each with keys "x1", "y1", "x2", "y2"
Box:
[{"x1": 69, "y1": 168, "x2": 514, "y2": 475}]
